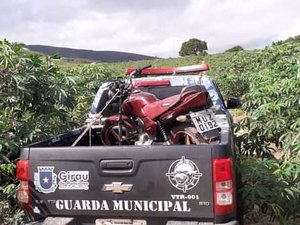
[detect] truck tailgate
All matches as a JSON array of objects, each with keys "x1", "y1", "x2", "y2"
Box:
[{"x1": 29, "y1": 145, "x2": 214, "y2": 219}]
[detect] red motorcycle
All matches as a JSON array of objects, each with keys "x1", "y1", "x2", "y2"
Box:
[{"x1": 101, "y1": 65, "x2": 220, "y2": 145}]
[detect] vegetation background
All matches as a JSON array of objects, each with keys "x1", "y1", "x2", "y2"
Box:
[{"x1": 0, "y1": 37, "x2": 299, "y2": 224}]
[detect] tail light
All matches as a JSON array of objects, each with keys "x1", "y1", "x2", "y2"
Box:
[
  {"x1": 213, "y1": 158, "x2": 235, "y2": 215},
  {"x1": 17, "y1": 181, "x2": 29, "y2": 203},
  {"x1": 16, "y1": 160, "x2": 31, "y2": 208},
  {"x1": 16, "y1": 160, "x2": 29, "y2": 181}
]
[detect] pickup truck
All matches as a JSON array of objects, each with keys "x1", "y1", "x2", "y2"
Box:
[{"x1": 16, "y1": 64, "x2": 241, "y2": 225}]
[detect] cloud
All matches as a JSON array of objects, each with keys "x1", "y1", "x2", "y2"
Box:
[
  {"x1": 181, "y1": 0, "x2": 300, "y2": 52},
  {"x1": 85, "y1": 0, "x2": 191, "y2": 13},
  {"x1": 0, "y1": 0, "x2": 300, "y2": 57},
  {"x1": 275, "y1": 18, "x2": 300, "y2": 42}
]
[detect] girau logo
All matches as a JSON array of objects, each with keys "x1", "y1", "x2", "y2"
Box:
[
  {"x1": 166, "y1": 156, "x2": 202, "y2": 193},
  {"x1": 34, "y1": 166, "x2": 57, "y2": 194},
  {"x1": 34, "y1": 167, "x2": 90, "y2": 193}
]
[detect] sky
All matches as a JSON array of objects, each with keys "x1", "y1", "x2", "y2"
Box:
[{"x1": 1, "y1": 0, "x2": 300, "y2": 57}]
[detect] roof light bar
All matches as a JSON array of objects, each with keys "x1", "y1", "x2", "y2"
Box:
[{"x1": 125, "y1": 64, "x2": 209, "y2": 75}]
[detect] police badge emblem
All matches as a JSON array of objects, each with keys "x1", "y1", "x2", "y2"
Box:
[
  {"x1": 34, "y1": 166, "x2": 57, "y2": 193},
  {"x1": 166, "y1": 156, "x2": 202, "y2": 193}
]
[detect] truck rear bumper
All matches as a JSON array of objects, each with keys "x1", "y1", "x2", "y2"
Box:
[
  {"x1": 25, "y1": 217, "x2": 239, "y2": 225},
  {"x1": 215, "y1": 220, "x2": 239, "y2": 225},
  {"x1": 167, "y1": 221, "x2": 238, "y2": 225}
]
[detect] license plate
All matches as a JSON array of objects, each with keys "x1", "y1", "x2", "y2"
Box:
[
  {"x1": 190, "y1": 109, "x2": 220, "y2": 133},
  {"x1": 95, "y1": 219, "x2": 146, "y2": 225}
]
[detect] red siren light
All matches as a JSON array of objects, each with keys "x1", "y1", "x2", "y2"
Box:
[{"x1": 125, "y1": 63, "x2": 210, "y2": 75}]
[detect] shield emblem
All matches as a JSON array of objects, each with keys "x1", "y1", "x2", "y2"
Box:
[{"x1": 34, "y1": 166, "x2": 57, "y2": 193}]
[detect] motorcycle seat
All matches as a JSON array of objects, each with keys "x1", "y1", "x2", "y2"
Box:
[{"x1": 142, "y1": 87, "x2": 202, "y2": 120}]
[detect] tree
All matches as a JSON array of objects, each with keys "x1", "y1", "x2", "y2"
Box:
[
  {"x1": 179, "y1": 38, "x2": 208, "y2": 56},
  {"x1": 225, "y1": 45, "x2": 244, "y2": 52}
]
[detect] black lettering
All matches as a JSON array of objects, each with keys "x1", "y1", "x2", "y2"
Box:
[
  {"x1": 196, "y1": 117, "x2": 202, "y2": 123},
  {"x1": 199, "y1": 124, "x2": 205, "y2": 131},
  {"x1": 208, "y1": 114, "x2": 212, "y2": 120},
  {"x1": 204, "y1": 122, "x2": 209, "y2": 130},
  {"x1": 212, "y1": 121, "x2": 218, "y2": 128}
]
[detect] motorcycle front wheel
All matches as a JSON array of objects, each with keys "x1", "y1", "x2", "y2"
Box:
[
  {"x1": 101, "y1": 123, "x2": 133, "y2": 145},
  {"x1": 170, "y1": 123, "x2": 206, "y2": 145}
]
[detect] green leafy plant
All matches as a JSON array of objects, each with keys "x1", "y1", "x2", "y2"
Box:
[
  {"x1": 235, "y1": 41, "x2": 300, "y2": 224},
  {"x1": 66, "y1": 63, "x2": 116, "y2": 123},
  {"x1": 0, "y1": 40, "x2": 117, "y2": 224},
  {"x1": 0, "y1": 39, "x2": 83, "y2": 223}
]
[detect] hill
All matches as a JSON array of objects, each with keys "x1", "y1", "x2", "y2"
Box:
[
  {"x1": 26, "y1": 45, "x2": 158, "y2": 62},
  {"x1": 103, "y1": 48, "x2": 259, "y2": 77}
]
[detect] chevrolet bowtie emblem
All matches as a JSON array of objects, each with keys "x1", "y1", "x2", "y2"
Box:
[{"x1": 102, "y1": 182, "x2": 133, "y2": 194}]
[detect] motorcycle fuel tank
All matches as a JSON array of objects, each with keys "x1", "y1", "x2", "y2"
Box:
[{"x1": 122, "y1": 91, "x2": 159, "y2": 118}]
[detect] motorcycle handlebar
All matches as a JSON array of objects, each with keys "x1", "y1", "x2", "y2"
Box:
[
  {"x1": 136, "y1": 64, "x2": 152, "y2": 75},
  {"x1": 109, "y1": 79, "x2": 125, "y2": 91},
  {"x1": 109, "y1": 65, "x2": 152, "y2": 95},
  {"x1": 129, "y1": 64, "x2": 152, "y2": 77},
  {"x1": 128, "y1": 64, "x2": 152, "y2": 86}
]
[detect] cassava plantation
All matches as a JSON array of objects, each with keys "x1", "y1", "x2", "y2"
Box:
[{"x1": 0, "y1": 38, "x2": 299, "y2": 224}]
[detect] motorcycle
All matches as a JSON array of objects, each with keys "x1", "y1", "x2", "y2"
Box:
[{"x1": 101, "y1": 65, "x2": 220, "y2": 145}]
